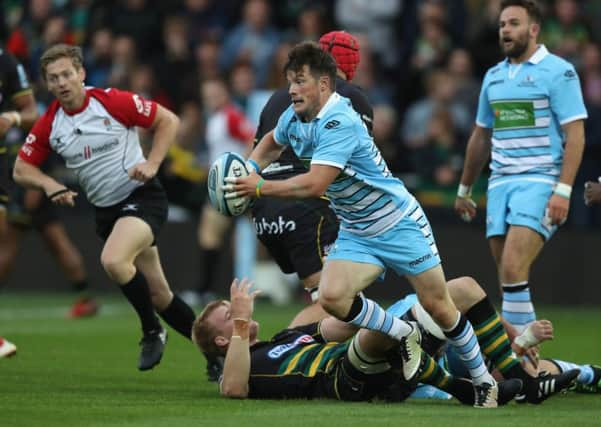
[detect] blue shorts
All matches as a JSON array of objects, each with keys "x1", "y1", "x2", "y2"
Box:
[
  {"x1": 327, "y1": 202, "x2": 441, "y2": 277},
  {"x1": 486, "y1": 177, "x2": 557, "y2": 241},
  {"x1": 386, "y1": 294, "x2": 418, "y2": 318}
]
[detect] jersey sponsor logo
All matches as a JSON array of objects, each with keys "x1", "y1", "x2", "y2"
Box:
[
  {"x1": 492, "y1": 101, "x2": 535, "y2": 129},
  {"x1": 267, "y1": 334, "x2": 315, "y2": 359},
  {"x1": 21, "y1": 134, "x2": 36, "y2": 156},
  {"x1": 324, "y1": 120, "x2": 340, "y2": 129},
  {"x1": 84, "y1": 145, "x2": 92, "y2": 159},
  {"x1": 253, "y1": 216, "x2": 296, "y2": 235},
  {"x1": 409, "y1": 253, "x2": 432, "y2": 268},
  {"x1": 132, "y1": 94, "x2": 152, "y2": 117},
  {"x1": 81, "y1": 140, "x2": 120, "y2": 160}
]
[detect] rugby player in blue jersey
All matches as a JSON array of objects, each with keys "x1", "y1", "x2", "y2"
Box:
[
  {"x1": 454, "y1": 0, "x2": 587, "y2": 334},
  {"x1": 224, "y1": 41, "x2": 504, "y2": 407}
]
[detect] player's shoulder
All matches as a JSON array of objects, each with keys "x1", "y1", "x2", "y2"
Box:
[
  {"x1": 319, "y1": 94, "x2": 360, "y2": 128},
  {"x1": 539, "y1": 52, "x2": 578, "y2": 78},
  {"x1": 483, "y1": 60, "x2": 506, "y2": 83}
]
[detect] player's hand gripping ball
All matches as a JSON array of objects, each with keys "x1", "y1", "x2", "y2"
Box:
[{"x1": 207, "y1": 152, "x2": 251, "y2": 216}]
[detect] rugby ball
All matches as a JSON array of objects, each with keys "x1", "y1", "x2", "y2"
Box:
[{"x1": 207, "y1": 152, "x2": 251, "y2": 217}]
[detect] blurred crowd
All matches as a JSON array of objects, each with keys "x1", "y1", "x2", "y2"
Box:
[{"x1": 2, "y1": 0, "x2": 601, "y2": 227}]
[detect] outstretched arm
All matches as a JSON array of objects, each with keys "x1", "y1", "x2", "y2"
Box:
[{"x1": 13, "y1": 157, "x2": 77, "y2": 206}]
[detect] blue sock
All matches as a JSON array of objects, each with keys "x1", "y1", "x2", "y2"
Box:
[
  {"x1": 443, "y1": 312, "x2": 492, "y2": 385},
  {"x1": 502, "y1": 281, "x2": 536, "y2": 334},
  {"x1": 551, "y1": 359, "x2": 595, "y2": 384},
  {"x1": 346, "y1": 295, "x2": 412, "y2": 340}
]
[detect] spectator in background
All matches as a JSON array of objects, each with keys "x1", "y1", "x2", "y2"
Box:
[
  {"x1": 219, "y1": 0, "x2": 280, "y2": 88},
  {"x1": 194, "y1": 38, "x2": 222, "y2": 82},
  {"x1": 411, "y1": 107, "x2": 463, "y2": 190},
  {"x1": 371, "y1": 103, "x2": 410, "y2": 175},
  {"x1": 447, "y1": 48, "x2": 480, "y2": 120},
  {"x1": 351, "y1": 34, "x2": 396, "y2": 106},
  {"x1": 541, "y1": 0, "x2": 591, "y2": 67},
  {"x1": 107, "y1": 35, "x2": 137, "y2": 90},
  {"x1": 229, "y1": 61, "x2": 272, "y2": 124},
  {"x1": 402, "y1": 69, "x2": 471, "y2": 150},
  {"x1": 265, "y1": 40, "x2": 295, "y2": 90},
  {"x1": 411, "y1": 1, "x2": 453, "y2": 74},
  {"x1": 466, "y1": 0, "x2": 504, "y2": 77},
  {"x1": 84, "y1": 28, "x2": 113, "y2": 88},
  {"x1": 183, "y1": 0, "x2": 231, "y2": 46},
  {"x1": 128, "y1": 64, "x2": 174, "y2": 112}
]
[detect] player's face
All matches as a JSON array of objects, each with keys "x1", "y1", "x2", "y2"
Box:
[
  {"x1": 208, "y1": 302, "x2": 259, "y2": 348},
  {"x1": 287, "y1": 65, "x2": 322, "y2": 121},
  {"x1": 499, "y1": 6, "x2": 537, "y2": 60},
  {"x1": 45, "y1": 57, "x2": 86, "y2": 110}
]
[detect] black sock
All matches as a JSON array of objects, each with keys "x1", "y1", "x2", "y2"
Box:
[
  {"x1": 159, "y1": 294, "x2": 196, "y2": 340},
  {"x1": 342, "y1": 295, "x2": 364, "y2": 322},
  {"x1": 120, "y1": 272, "x2": 161, "y2": 334},
  {"x1": 198, "y1": 248, "x2": 220, "y2": 293},
  {"x1": 71, "y1": 280, "x2": 88, "y2": 293}
]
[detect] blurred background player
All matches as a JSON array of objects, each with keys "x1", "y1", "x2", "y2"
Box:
[
  {"x1": 454, "y1": 0, "x2": 587, "y2": 334},
  {"x1": 0, "y1": 44, "x2": 39, "y2": 358},
  {"x1": 182, "y1": 78, "x2": 255, "y2": 307}
]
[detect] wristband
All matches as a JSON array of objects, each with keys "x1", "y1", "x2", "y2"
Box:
[
  {"x1": 255, "y1": 178, "x2": 265, "y2": 198},
  {"x1": 13, "y1": 112, "x2": 21, "y2": 127},
  {"x1": 553, "y1": 182, "x2": 572, "y2": 199},
  {"x1": 47, "y1": 188, "x2": 70, "y2": 199},
  {"x1": 246, "y1": 159, "x2": 261, "y2": 174},
  {"x1": 457, "y1": 184, "x2": 472, "y2": 198}
]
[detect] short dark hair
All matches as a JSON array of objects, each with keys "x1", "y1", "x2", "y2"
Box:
[
  {"x1": 284, "y1": 41, "x2": 337, "y2": 90},
  {"x1": 500, "y1": 0, "x2": 543, "y2": 24},
  {"x1": 40, "y1": 44, "x2": 84, "y2": 80}
]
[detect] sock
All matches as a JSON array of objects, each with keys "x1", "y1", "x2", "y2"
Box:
[
  {"x1": 547, "y1": 359, "x2": 596, "y2": 385},
  {"x1": 466, "y1": 296, "x2": 524, "y2": 380},
  {"x1": 443, "y1": 312, "x2": 493, "y2": 385},
  {"x1": 198, "y1": 248, "x2": 220, "y2": 293},
  {"x1": 158, "y1": 294, "x2": 196, "y2": 340},
  {"x1": 71, "y1": 280, "x2": 89, "y2": 293},
  {"x1": 502, "y1": 281, "x2": 536, "y2": 334},
  {"x1": 343, "y1": 294, "x2": 412, "y2": 340},
  {"x1": 120, "y1": 272, "x2": 161, "y2": 334},
  {"x1": 418, "y1": 350, "x2": 474, "y2": 405}
]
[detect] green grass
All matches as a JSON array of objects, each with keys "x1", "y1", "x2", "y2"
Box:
[{"x1": 1, "y1": 293, "x2": 599, "y2": 427}]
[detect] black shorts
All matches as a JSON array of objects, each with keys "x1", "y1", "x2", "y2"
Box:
[
  {"x1": 6, "y1": 184, "x2": 59, "y2": 230},
  {"x1": 94, "y1": 178, "x2": 168, "y2": 242},
  {"x1": 251, "y1": 196, "x2": 339, "y2": 279}
]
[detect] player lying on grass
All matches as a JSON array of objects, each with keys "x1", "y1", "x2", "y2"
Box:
[
  {"x1": 192, "y1": 278, "x2": 525, "y2": 404},
  {"x1": 385, "y1": 277, "x2": 580, "y2": 404}
]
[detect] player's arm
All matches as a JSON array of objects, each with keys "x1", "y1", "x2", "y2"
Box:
[
  {"x1": 220, "y1": 278, "x2": 260, "y2": 399},
  {"x1": 454, "y1": 125, "x2": 492, "y2": 221},
  {"x1": 13, "y1": 157, "x2": 77, "y2": 206},
  {"x1": 546, "y1": 119, "x2": 585, "y2": 224},
  {"x1": 247, "y1": 130, "x2": 285, "y2": 172},
  {"x1": 129, "y1": 104, "x2": 180, "y2": 182},
  {"x1": 0, "y1": 91, "x2": 38, "y2": 136},
  {"x1": 226, "y1": 164, "x2": 339, "y2": 200}
]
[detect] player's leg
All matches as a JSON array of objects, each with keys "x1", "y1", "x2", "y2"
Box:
[
  {"x1": 497, "y1": 225, "x2": 544, "y2": 334},
  {"x1": 101, "y1": 216, "x2": 165, "y2": 370},
  {"x1": 40, "y1": 221, "x2": 99, "y2": 317},
  {"x1": 134, "y1": 245, "x2": 196, "y2": 340},
  {"x1": 191, "y1": 202, "x2": 231, "y2": 304},
  {"x1": 542, "y1": 359, "x2": 601, "y2": 393}
]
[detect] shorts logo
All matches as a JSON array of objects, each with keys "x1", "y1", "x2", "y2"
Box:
[
  {"x1": 253, "y1": 216, "x2": 296, "y2": 235},
  {"x1": 267, "y1": 335, "x2": 314, "y2": 359},
  {"x1": 122, "y1": 204, "x2": 138, "y2": 212},
  {"x1": 409, "y1": 253, "x2": 432, "y2": 268}
]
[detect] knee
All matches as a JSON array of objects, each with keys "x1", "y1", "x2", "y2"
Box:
[
  {"x1": 418, "y1": 295, "x2": 455, "y2": 327},
  {"x1": 100, "y1": 253, "x2": 133, "y2": 283},
  {"x1": 319, "y1": 285, "x2": 351, "y2": 318}
]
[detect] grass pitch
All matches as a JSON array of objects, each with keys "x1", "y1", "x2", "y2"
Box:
[{"x1": 1, "y1": 293, "x2": 599, "y2": 427}]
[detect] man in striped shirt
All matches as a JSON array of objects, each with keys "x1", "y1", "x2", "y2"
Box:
[
  {"x1": 455, "y1": 0, "x2": 587, "y2": 334},
  {"x1": 225, "y1": 42, "x2": 502, "y2": 407}
]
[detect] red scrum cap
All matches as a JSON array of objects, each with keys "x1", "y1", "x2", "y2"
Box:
[{"x1": 319, "y1": 31, "x2": 360, "y2": 81}]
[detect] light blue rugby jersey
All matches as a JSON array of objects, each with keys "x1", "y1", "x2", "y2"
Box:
[
  {"x1": 273, "y1": 92, "x2": 414, "y2": 238},
  {"x1": 476, "y1": 45, "x2": 587, "y2": 181}
]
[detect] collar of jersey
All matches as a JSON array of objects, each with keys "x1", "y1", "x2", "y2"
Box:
[
  {"x1": 63, "y1": 88, "x2": 91, "y2": 116},
  {"x1": 503, "y1": 44, "x2": 549, "y2": 67}
]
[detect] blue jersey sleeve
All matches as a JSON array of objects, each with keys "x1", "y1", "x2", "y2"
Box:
[
  {"x1": 311, "y1": 113, "x2": 359, "y2": 170},
  {"x1": 273, "y1": 107, "x2": 294, "y2": 146},
  {"x1": 475, "y1": 73, "x2": 494, "y2": 128},
  {"x1": 549, "y1": 64, "x2": 588, "y2": 125}
]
